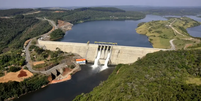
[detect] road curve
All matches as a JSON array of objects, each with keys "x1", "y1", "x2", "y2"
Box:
[
  {"x1": 36, "y1": 17, "x2": 58, "y2": 29},
  {"x1": 170, "y1": 39, "x2": 175, "y2": 50},
  {"x1": 25, "y1": 40, "x2": 40, "y2": 73},
  {"x1": 44, "y1": 17, "x2": 58, "y2": 29}
]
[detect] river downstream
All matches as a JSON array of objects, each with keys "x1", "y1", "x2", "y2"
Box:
[{"x1": 15, "y1": 15, "x2": 201, "y2": 101}]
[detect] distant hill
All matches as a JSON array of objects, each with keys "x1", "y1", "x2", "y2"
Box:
[
  {"x1": 115, "y1": 6, "x2": 201, "y2": 15},
  {"x1": 0, "y1": 9, "x2": 34, "y2": 16}
]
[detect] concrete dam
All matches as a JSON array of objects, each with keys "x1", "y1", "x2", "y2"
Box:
[{"x1": 38, "y1": 40, "x2": 166, "y2": 65}]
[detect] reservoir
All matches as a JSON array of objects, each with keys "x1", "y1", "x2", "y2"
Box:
[
  {"x1": 15, "y1": 15, "x2": 167, "y2": 101},
  {"x1": 60, "y1": 15, "x2": 167, "y2": 47}
]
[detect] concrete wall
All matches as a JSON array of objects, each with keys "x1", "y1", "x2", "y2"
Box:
[{"x1": 38, "y1": 40, "x2": 166, "y2": 65}]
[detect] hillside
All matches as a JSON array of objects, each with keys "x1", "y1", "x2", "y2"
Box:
[
  {"x1": 74, "y1": 50, "x2": 201, "y2": 101},
  {"x1": 0, "y1": 16, "x2": 52, "y2": 76},
  {"x1": 136, "y1": 17, "x2": 201, "y2": 49},
  {"x1": 0, "y1": 16, "x2": 52, "y2": 53}
]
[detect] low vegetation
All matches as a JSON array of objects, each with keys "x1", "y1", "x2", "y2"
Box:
[
  {"x1": 136, "y1": 17, "x2": 201, "y2": 49},
  {"x1": 29, "y1": 45, "x2": 65, "y2": 70},
  {"x1": 74, "y1": 50, "x2": 201, "y2": 101}
]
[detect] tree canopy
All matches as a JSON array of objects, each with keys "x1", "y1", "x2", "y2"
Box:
[{"x1": 50, "y1": 29, "x2": 65, "y2": 41}]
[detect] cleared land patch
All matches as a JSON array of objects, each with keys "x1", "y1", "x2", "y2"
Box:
[
  {"x1": 33, "y1": 61, "x2": 45, "y2": 66},
  {"x1": 0, "y1": 69, "x2": 33, "y2": 83}
]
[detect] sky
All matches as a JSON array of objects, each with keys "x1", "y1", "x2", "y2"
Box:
[{"x1": 0, "y1": 0, "x2": 201, "y2": 8}]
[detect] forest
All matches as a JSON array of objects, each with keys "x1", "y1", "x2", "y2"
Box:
[
  {"x1": 0, "y1": 9, "x2": 34, "y2": 16},
  {"x1": 0, "y1": 15, "x2": 51, "y2": 53},
  {"x1": 25, "y1": 7, "x2": 146, "y2": 24},
  {"x1": 74, "y1": 50, "x2": 201, "y2": 101},
  {"x1": 0, "y1": 74, "x2": 49, "y2": 100},
  {"x1": 0, "y1": 16, "x2": 38, "y2": 53}
]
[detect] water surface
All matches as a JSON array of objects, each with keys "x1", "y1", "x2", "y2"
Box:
[
  {"x1": 15, "y1": 65, "x2": 115, "y2": 101},
  {"x1": 60, "y1": 15, "x2": 167, "y2": 47}
]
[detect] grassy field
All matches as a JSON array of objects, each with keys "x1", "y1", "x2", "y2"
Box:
[{"x1": 136, "y1": 17, "x2": 201, "y2": 49}]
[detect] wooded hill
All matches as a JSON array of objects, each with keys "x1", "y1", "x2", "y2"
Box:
[
  {"x1": 25, "y1": 7, "x2": 146, "y2": 24},
  {"x1": 74, "y1": 50, "x2": 201, "y2": 101},
  {"x1": 0, "y1": 16, "x2": 51, "y2": 53},
  {"x1": 0, "y1": 16, "x2": 52, "y2": 73}
]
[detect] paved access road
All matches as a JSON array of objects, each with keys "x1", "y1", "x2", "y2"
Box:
[{"x1": 24, "y1": 17, "x2": 66, "y2": 75}]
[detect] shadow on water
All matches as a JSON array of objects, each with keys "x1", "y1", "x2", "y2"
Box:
[{"x1": 15, "y1": 64, "x2": 115, "y2": 101}]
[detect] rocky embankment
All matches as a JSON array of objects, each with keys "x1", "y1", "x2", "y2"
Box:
[{"x1": 57, "y1": 20, "x2": 73, "y2": 32}]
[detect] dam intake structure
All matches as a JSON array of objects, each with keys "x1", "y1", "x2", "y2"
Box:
[{"x1": 92, "y1": 45, "x2": 112, "y2": 70}]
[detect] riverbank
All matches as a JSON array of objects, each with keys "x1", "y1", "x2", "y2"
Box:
[
  {"x1": 9, "y1": 65, "x2": 81, "y2": 101},
  {"x1": 136, "y1": 17, "x2": 201, "y2": 49}
]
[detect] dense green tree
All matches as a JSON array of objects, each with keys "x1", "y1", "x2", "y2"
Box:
[
  {"x1": 50, "y1": 29, "x2": 65, "y2": 41},
  {"x1": 8, "y1": 66, "x2": 21, "y2": 72},
  {"x1": 0, "y1": 74, "x2": 48, "y2": 100}
]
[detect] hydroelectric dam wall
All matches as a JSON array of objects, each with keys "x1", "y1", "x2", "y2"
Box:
[{"x1": 38, "y1": 40, "x2": 167, "y2": 65}]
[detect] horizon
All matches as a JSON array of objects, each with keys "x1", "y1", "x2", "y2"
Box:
[
  {"x1": 0, "y1": 0, "x2": 201, "y2": 9},
  {"x1": 1, "y1": 5, "x2": 201, "y2": 10}
]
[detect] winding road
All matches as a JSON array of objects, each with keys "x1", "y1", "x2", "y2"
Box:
[
  {"x1": 168, "y1": 19, "x2": 200, "y2": 50},
  {"x1": 168, "y1": 19, "x2": 177, "y2": 50},
  {"x1": 169, "y1": 19, "x2": 186, "y2": 37},
  {"x1": 24, "y1": 18, "x2": 66, "y2": 75}
]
